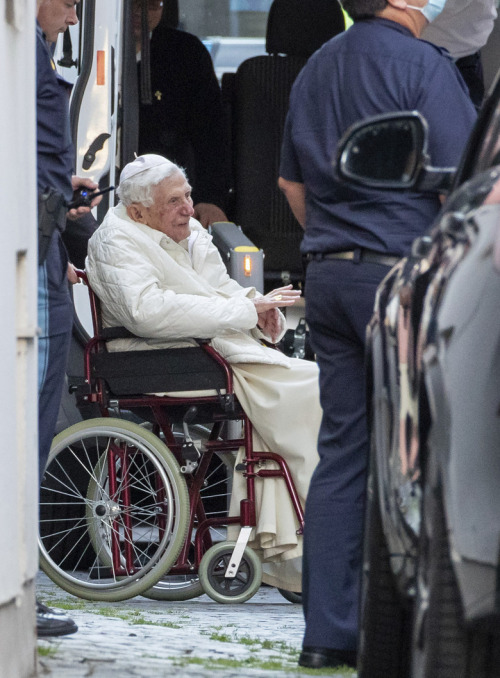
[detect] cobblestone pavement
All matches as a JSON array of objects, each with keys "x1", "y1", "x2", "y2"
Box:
[{"x1": 36, "y1": 573, "x2": 357, "y2": 678}]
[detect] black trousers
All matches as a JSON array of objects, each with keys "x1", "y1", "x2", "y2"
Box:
[{"x1": 302, "y1": 256, "x2": 390, "y2": 650}]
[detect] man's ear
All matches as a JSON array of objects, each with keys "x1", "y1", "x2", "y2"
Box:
[{"x1": 126, "y1": 204, "x2": 146, "y2": 223}]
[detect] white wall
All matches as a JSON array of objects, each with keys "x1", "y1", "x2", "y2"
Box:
[{"x1": 0, "y1": 0, "x2": 39, "y2": 675}]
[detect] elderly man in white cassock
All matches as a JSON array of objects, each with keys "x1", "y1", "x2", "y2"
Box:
[{"x1": 86, "y1": 154, "x2": 321, "y2": 592}]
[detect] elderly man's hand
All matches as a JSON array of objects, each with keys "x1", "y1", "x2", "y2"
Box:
[
  {"x1": 257, "y1": 308, "x2": 283, "y2": 343},
  {"x1": 193, "y1": 203, "x2": 228, "y2": 228},
  {"x1": 67, "y1": 176, "x2": 102, "y2": 220},
  {"x1": 253, "y1": 285, "x2": 301, "y2": 315}
]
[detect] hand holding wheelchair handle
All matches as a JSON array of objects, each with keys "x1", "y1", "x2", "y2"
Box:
[{"x1": 254, "y1": 285, "x2": 301, "y2": 343}]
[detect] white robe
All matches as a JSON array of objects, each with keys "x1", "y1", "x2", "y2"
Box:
[
  {"x1": 86, "y1": 204, "x2": 321, "y2": 591},
  {"x1": 230, "y1": 360, "x2": 320, "y2": 592}
]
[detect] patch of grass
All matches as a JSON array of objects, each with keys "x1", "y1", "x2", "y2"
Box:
[
  {"x1": 173, "y1": 655, "x2": 356, "y2": 675},
  {"x1": 131, "y1": 618, "x2": 182, "y2": 629},
  {"x1": 40, "y1": 600, "x2": 186, "y2": 630},
  {"x1": 207, "y1": 631, "x2": 234, "y2": 642},
  {"x1": 237, "y1": 635, "x2": 261, "y2": 646},
  {"x1": 200, "y1": 630, "x2": 299, "y2": 655},
  {"x1": 37, "y1": 644, "x2": 59, "y2": 658},
  {"x1": 96, "y1": 606, "x2": 126, "y2": 618}
]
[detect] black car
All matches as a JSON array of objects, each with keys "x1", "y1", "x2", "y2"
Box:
[{"x1": 336, "y1": 70, "x2": 500, "y2": 678}]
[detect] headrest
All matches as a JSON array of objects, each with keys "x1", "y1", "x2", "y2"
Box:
[
  {"x1": 160, "y1": 0, "x2": 179, "y2": 28},
  {"x1": 266, "y1": 0, "x2": 345, "y2": 58}
]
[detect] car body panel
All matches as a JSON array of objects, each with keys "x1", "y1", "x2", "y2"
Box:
[{"x1": 361, "y1": 71, "x2": 500, "y2": 628}]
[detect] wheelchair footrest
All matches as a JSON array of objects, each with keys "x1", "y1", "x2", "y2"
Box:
[{"x1": 224, "y1": 526, "x2": 253, "y2": 578}]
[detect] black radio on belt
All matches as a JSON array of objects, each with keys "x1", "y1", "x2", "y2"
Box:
[{"x1": 38, "y1": 188, "x2": 68, "y2": 264}]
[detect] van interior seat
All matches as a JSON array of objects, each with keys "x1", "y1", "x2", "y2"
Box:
[{"x1": 223, "y1": 0, "x2": 345, "y2": 293}]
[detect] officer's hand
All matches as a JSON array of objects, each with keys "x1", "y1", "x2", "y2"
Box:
[
  {"x1": 67, "y1": 263, "x2": 80, "y2": 285},
  {"x1": 67, "y1": 176, "x2": 101, "y2": 220}
]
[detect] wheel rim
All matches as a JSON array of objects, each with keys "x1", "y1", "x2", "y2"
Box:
[
  {"x1": 39, "y1": 423, "x2": 186, "y2": 594},
  {"x1": 207, "y1": 551, "x2": 253, "y2": 595}
]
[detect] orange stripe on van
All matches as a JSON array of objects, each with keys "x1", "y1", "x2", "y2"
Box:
[{"x1": 96, "y1": 51, "x2": 105, "y2": 86}]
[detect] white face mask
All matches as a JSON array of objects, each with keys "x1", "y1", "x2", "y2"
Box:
[{"x1": 407, "y1": 0, "x2": 447, "y2": 22}]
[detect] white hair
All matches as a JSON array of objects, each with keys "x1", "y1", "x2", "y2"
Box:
[{"x1": 117, "y1": 160, "x2": 188, "y2": 207}]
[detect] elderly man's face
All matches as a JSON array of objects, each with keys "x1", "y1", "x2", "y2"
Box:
[
  {"x1": 141, "y1": 173, "x2": 195, "y2": 242},
  {"x1": 37, "y1": 0, "x2": 80, "y2": 44}
]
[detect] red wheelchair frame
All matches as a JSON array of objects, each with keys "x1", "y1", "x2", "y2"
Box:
[{"x1": 38, "y1": 269, "x2": 304, "y2": 603}]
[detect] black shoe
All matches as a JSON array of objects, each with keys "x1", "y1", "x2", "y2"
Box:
[
  {"x1": 36, "y1": 600, "x2": 78, "y2": 638},
  {"x1": 298, "y1": 646, "x2": 357, "y2": 669}
]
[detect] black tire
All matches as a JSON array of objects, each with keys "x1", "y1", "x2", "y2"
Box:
[
  {"x1": 199, "y1": 541, "x2": 262, "y2": 604},
  {"x1": 411, "y1": 484, "x2": 500, "y2": 678},
  {"x1": 39, "y1": 419, "x2": 190, "y2": 601},
  {"x1": 277, "y1": 588, "x2": 302, "y2": 604},
  {"x1": 358, "y1": 457, "x2": 411, "y2": 678}
]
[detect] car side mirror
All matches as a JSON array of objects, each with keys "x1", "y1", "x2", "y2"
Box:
[{"x1": 335, "y1": 111, "x2": 456, "y2": 193}]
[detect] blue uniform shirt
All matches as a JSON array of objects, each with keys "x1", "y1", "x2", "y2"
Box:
[
  {"x1": 36, "y1": 23, "x2": 74, "y2": 204},
  {"x1": 280, "y1": 18, "x2": 477, "y2": 256}
]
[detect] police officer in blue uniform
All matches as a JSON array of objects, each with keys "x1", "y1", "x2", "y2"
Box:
[
  {"x1": 36, "y1": 0, "x2": 99, "y2": 637},
  {"x1": 278, "y1": 0, "x2": 477, "y2": 669}
]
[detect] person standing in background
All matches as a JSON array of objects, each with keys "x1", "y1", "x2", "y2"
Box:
[{"x1": 36, "y1": 0, "x2": 100, "y2": 637}]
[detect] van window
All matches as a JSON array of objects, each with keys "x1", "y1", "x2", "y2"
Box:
[
  {"x1": 178, "y1": 0, "x2": 272, "y2": 37},
  {"x1": 178, "y1": 0, "x2": 270, "y2": 80}
]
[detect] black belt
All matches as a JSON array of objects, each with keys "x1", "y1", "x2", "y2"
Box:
[{"x1": 305, "y1": 249, "x2": 400, "y2": 268}]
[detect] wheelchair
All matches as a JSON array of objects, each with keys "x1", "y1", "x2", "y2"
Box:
[{"x1": 38, "y1": 270, "x2": 305, "y2": 603}]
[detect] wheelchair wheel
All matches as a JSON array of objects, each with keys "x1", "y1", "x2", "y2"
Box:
[
  {"x1": 277, "y1": 588, "x2": 302, "y2": 604},
  {"x1": 198, "y1": 541, "x2": 262, "y2": 604},
  {"x1": 39, "y1": 418, "x2": 190, "y2": 601},
  {"x1": 141, "y1": 426, "x2": 235, "y2": 602}
]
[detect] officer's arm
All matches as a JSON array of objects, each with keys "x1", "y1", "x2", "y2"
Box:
[{"x1": 278, "y1": 177, "x2": 306, "y2": 229}]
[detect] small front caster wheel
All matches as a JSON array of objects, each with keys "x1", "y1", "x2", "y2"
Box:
[{"x1": 199, "y1": 541, "x2": 262, "y2": 604}]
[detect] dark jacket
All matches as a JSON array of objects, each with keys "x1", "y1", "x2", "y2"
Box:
[{"x1": 138, "y1": 25, "x2": 228, "y2": 209}]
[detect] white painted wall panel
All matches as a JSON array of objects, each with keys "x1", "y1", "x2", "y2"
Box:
[{"x1": 0, "y1": 0, "x2": 38, "y2": 609}]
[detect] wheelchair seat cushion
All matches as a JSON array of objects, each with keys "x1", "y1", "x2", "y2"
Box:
[{"x1": 91, "y1": 346, "x2": 227, "y2": 396}]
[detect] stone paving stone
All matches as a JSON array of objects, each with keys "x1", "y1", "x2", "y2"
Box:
[{"x1": 36, "y1": 573, "x2": 357, "y2": 677}]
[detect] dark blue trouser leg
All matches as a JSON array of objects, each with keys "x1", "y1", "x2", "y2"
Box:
[
  {"x1": 302, "y1": 258, "x2": 388, "y2": 651},
  {"x1": 38, "y1": 232, "x2": 73, "y2": 485}
]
